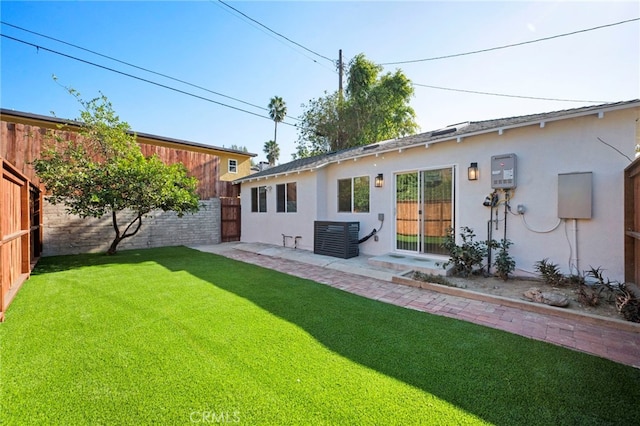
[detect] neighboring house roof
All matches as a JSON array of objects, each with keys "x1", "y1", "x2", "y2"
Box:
[
  {"x1": 236, "y1": 99, "x2": 640, "y2": 183},
  {"x1": 0, "y1": 108, "x2": 257, "y2": 158}
]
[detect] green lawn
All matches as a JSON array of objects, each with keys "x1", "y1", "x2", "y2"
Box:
[{"x1": 1, "y1": 246, "x2": 639, "y2": 425}]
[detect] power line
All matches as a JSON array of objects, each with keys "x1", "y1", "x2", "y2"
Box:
[
  {"x1": 1, "y1": 24, "x2": 622, "y2": 129},
  {"x1": 1, "y1": 33, "x2": 301, "y2": 128},
  {"x1": 1, "y1": 20, "x2": 301, "y2": 122},
  {"x1": 210, "y1": 0, "x2": 333, "y2": 73},
  {"x1": 412, "y1": 83, "x2": 610, "y2": 103},
  {"x1": 381, "y1": 17, "x2": 640, "y2": 65},
  {"x1": 215, "y1": 0, "x2": 335, "y2": 65}
]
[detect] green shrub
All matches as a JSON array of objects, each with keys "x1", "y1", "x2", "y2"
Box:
[
  {"x1": 442, "y1": 226, "x2": 487, "y2": 277},
  {"x1": 533, "y1": 258, "x2": 566, "y2": 287},
  {"x1": 493, "y1": 239, "x2": 515, "y2": 281}
]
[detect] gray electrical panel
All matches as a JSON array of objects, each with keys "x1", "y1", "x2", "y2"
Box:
[
  {"x1": 491, "y1": 153, "x2": 517, "y2": 189},
  {"x1": 558, "y1": 172, "x2": 592, "y2": 219}
]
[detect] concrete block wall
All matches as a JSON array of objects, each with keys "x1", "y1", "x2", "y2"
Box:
[{"x1": 42, "y1": 198, "x2": 220, "y2": 256}]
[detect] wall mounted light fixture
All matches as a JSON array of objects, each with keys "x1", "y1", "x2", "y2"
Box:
[
  {"x1": 468, "y1": 162, "x2": 479, "y2": 181},
  {"x1": 375, "y1": 173, "x2": 384, "y2": 188}
]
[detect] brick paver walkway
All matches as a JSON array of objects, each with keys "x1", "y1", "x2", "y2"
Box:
[{"x1": 201, "y1": 247, "x2": 640, "y2": 368}]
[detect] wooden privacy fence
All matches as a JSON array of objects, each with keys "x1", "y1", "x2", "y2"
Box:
[
  {"x1": 1, "y1": 118, "x2": 227, "y2": 200},
  {"x1": 1, "y1": 115, "x2": 242, "y2": 319},
  {"x1": 1, "y1": 158, "x2": 42, "y2": 321},
  {"x1": 140, "y1": 144, "x2": 221, "y2": 199},
  {"x1": 219, "y1": 181, "x2": 241, "y2": 242},
  {"x1": 624, "y1": 157, "x2": 640, "y2": 285},
  {"x1": 221, "y1": 198, "x2": 241, "y2": 242},
  {"x1": 396, "y1": 200, "x2": 452, "y2": 237}
]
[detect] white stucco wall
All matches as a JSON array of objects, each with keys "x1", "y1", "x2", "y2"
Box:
[
  {"x1": 241, "y1": 172, "x2": 320, "y2": 252},
  {"x1": 241, "y1": 107, "x2": 639, "y2": 282}
]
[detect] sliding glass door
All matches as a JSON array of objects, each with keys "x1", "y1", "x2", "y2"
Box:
[{"x1": 395, "y1": 167, "x2": 454, "y2": 255}]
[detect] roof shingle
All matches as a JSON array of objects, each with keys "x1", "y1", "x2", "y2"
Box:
[{"x1": 238, "y1": 100, "x2": 640, "y2": 182}]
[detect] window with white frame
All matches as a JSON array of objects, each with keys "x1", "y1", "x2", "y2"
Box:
[
  {"x1": 228, "y1": 159, "x2": 238, "y2": 174},
  {"x1": 277, "y1": 182, "x2": 297, "y2": 213},
  {"x1": 337, "y1": 176, "x2": 370, "y2": 213},
  {"x1": 251, "y1": 186, "x2": 267, "y2": 212}
]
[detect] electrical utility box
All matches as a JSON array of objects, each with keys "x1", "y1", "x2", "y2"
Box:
[
  {"x1": 558, "y1": 172, "x2": 592, "y2": 219},
  {"x1": 491, "y1": 153, "x2": 517, "y2": 189}
]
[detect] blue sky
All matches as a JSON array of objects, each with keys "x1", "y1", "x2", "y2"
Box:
[{"x1": 1, "y1": 1, "x2": 638, "y2": 164}]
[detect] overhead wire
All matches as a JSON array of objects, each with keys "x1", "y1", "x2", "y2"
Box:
[
  {"x1": 0, "y1": 33, "x2": 301, "y2": 128},
  {"x1": 0, "y1": 20, "x2": 302, "y2": 122},
  {"x1": 412, "y1": 83, "x2": 610, "y2": 104},
  {"x1": 213, "y1": 0, "x2": 337, "y2": 71},
  {"x1": 2, "y1": 13, "x2": 634, "y2": 125},
  {"x1": 596, "y1": 137, "x2": 634, "y2": 162},
  {"x1": 380, "y1": 17, "x2": 640, "y2": 65},
  {"x1": 3, "y1": 18, "x2": 610, "y2": 108}
]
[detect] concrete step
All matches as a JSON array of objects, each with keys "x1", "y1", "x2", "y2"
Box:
[{"x1": 368, "y1": 253, "x2": 451, "y2": 276}]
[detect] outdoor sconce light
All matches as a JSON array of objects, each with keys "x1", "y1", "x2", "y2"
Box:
[
  {"x1": 468, "y1": 162, "x2": 479, "y2": 181},
  {"x1": 375, "y1": 173, "x2": 384, "y2": 188}
]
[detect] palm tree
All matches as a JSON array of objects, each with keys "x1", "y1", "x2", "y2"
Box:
[
  {"x1": 263, "y1": 140, "x2": 280, "y2": 166},
  {"x1": 268, "y1": 96, "x2": 287, "y2": 144}
]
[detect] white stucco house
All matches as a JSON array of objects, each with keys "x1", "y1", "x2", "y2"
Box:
[{"x1": 235, "y1": 101, "x2": 640, "y2": 282}]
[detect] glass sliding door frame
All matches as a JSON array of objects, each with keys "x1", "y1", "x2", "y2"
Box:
[{"x1": 395, "y1": 166, "x2": 455, "y2": 255}]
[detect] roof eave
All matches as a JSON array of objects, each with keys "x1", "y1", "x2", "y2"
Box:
[
  {"x1": 235, "y1": 99, "x2": 640, "y2": 183},
  {"x1": 0, "y1": 108, "x2": 256, "y2": 158}
]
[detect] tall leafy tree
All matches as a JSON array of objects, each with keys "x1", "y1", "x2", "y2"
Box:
[
  {"x1": 294, "y1": 54, "x2": 418, "y2": 158},
  {"x1": 263, "y1": 140, "x2": 280, "y2": 166},
  {"x1": 268, "y1": 96, "x2": 287, "y2": 145},
  {"x1": 32, "y1": 90, "x2": 201, "y2": 255},
  {"x1": 228, "y1": 144, "x2": 255, "y2": 166},
  {"x1": 228, "y1": 144, "x2": 249, "y2": 152}
]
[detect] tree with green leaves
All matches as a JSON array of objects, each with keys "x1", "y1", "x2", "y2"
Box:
[
  {"x1": 268, "y1": 96, "x2": 287, "y2": 145},
  {"x1": 228, "y1": 144, "x2": 249, "y2": 152},
  {"x1": 32, "y1": 90, "x2": 201, "y2": 255},
  {"x1": 228, "y1": 144, "x2": 255, "y2": 167},
  {"x1": 263, "y1": 140, "x2": 280, "y2": 166},
  {"x1": 294, "y1": 53, "x2": 418, "y2": 159}
]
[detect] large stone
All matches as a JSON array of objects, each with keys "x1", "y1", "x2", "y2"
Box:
[{"x1": 523, "y1": 287, "x2": 569, "y2": 307}]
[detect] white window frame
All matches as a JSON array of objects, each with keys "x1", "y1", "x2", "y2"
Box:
[
  {"x1": 276, "y1": 182, "x2": 297, "y2": 213},
  {"x1": 338, "y1": 176, "x2": 370, "y2": 213},
  {"x1": 228, "y1": 159, "x2": 238, "y2": 174},
  {"x1": 251, "y1": 186, "x2": 267, "y2": 213}
]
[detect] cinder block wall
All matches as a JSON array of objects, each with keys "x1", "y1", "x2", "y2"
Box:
[{"x1": 42, "y1": 198, "x2": 220, "y2": 256}]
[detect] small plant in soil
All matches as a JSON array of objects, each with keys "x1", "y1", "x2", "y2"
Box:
[
  {"x1": 534, "y1": 259, "x2": 640, "y2": 322},
  {"x1": 534, "y1": 258, "x2": 566, "y2": 287},
  {"x1": 533, "y1": 258, "x2": 584, "y2": 287},
  {"x1": 584, "y1": 267, "x2": 619, "y2": 303},
  {"x1": 585, "y1": 267, "x2": 640, "y2": 322},
  {"x1": 441, "y1": 226, "x2": 487, "y2": 277},
  {"x1": 577, "y1": 285, "x2": 600, "y2": 307},
  {"x1": 410, "y1": 271, "x2": 453, "y2": 287},
  {"x1": 576, "y1": 267, "x2": 626, "y2": 307},
  {"x1": 493, "y1": 239, "x2": 515, "y2": 281},
  {"x1": 617, "y1": 288, "x2": 640, "y2": 323}
]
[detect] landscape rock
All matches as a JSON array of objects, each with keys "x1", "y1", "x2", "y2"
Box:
[{"x1": 523, "y1": 287, "x2": 569, "y2": 307}]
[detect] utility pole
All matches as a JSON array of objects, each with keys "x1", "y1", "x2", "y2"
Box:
[
  {"x1": 338, "y1": 49, "x2": 343, "y2": 97},
  {"x1": 337, "y1": 49, "x2": 343, "y2": 149}
]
